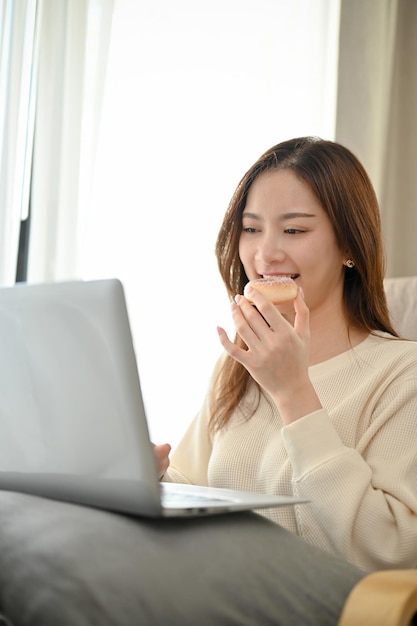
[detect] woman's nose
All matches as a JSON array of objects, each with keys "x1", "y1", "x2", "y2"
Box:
[{"x1": 255, "y1": 234, "x2": 286, "y2": 265}]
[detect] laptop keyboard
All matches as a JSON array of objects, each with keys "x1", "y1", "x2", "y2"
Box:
[{"x1": 162, "y1": 491, "x2": 228, "y2": 505}]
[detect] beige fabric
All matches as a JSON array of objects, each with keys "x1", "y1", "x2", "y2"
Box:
[
  {"x1": 167, "y1": 334, "x2": 417, "y2": 572},
  {"x1": 336, "y1": 0, "x2": 417, "y2": 277},
  {"x1": 384, "y1": 276, "x2": 417, "y2": 340}
]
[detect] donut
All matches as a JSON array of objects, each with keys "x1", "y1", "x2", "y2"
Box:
[{"x1": 243, "y1": 276, "x2": 298, "y2": 304}]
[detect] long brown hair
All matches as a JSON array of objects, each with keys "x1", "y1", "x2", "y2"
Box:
[{"x1": 210, "y1": 136, "x2": 397, "y2": 432}]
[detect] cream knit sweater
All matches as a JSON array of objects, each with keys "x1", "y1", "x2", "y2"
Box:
[{"x1": 165, "y1": 334, "x2": 417, "y2": 572}]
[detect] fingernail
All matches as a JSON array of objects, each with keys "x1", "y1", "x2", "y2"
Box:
[{"x1": 234, "y1": 294, "x2": 242, "y2": 304}]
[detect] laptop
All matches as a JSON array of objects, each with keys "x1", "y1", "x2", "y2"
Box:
[{"x1": 0, "y1": 278, "x2": 307, "y2": 517}]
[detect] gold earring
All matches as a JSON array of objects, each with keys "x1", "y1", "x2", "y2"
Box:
[{"x1": 344, "y1": 259, "x2": 355, "y2": 268}]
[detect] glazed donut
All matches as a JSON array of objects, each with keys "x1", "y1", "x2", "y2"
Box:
[{"x1": 243, "y1": 276, "x2": 298, "y2": 304}]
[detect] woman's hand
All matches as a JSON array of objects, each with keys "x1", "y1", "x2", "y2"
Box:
[
  {"x1": 217, "y1": 287, "x2": 321, "y2": 424},
  {"x1": 153, "y1": 443, "x2": 171, "y2": 479}
]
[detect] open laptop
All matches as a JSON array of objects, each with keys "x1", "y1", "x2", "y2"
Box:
[{"x1": 0, "y1": 278, "x2": 307, "y2": 517}]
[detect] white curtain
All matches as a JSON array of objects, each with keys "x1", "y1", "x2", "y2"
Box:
[
  {"x1": 0, "y1": 0, "x2": 38, "y2": 284},
  {"x1": 27, "y1": 0, "x2": 114, "y2": 282},
  {"x1": 335, "y1": 0, "x2": 417, "y2": 277}
]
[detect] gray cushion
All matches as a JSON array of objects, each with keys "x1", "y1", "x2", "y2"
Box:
[{"x1": 0, "y1": 492, "x2": 365, "y2": 625}]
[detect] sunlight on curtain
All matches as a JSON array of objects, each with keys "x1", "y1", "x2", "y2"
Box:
[
  {"x1": 83, "y1": 0, "x2": 340, "y2": 447},
  {"x1": 0, "y1": 0, "x2": 38, "y2": 284},
  {"x1": 28, "y1": 0, "x2": 114, "y2": 282}
]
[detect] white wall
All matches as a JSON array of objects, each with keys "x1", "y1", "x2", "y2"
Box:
[{"x1": 82, "y1": 0, "x2": 340, "y2": 448}]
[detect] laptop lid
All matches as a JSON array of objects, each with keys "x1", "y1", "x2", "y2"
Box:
[{"x1": 0, "y1": 279, "x2": 307, "y2": 517}]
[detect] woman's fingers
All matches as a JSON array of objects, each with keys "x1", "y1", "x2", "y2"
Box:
[
  {"x1": 234, "y1": 292, "x2": 293, "y2": 337},
  {"x1": 217, "y1": 294, "x2": 289, "y2": 367},
  {"x1": 232, "y1": 297, "x2": 268, "y2": 343},
  {"x1": 217, "y1": 289, "x2": 311, "y2": 392},
  {"x1": 153, "y1": 443, "x2": 171, "y2": 479},
  {"x1": 293, "y1": 287, "x2": 310, "y2": 340},
  {"x1": 216, "y1": 325, "x2": 244, "y2": 360}
]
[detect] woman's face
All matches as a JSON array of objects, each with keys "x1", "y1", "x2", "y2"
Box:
[{"x1": 239, "y1": 168, "x2": 346, "y2": 315}]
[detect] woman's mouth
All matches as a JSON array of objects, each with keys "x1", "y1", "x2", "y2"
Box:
[{"x1": 262, "y1": 273, "x2": 300, "y2": 280}]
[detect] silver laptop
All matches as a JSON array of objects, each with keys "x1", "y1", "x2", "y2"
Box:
[{"x1": 0, "y1": 278, "x2": 307, "y2": 517}]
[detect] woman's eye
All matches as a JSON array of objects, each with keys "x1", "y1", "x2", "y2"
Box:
[
  {"x1": 285, "y1": 228, "x2": 305, "y2": 235},
  {"x1": 242, "y1": 227, "x2": 258, "y2": 233}
]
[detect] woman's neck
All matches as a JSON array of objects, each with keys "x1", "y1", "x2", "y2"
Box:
[{"x1": 308, "y1": 314, "x2": 368, "y2": 365}]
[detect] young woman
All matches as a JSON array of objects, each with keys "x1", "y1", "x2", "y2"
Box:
[{"x1": 155, "y1": 137, "x2": 417, "y2": 573}]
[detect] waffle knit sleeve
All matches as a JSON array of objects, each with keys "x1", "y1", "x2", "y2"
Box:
[{"x1": 281, "y1": 368, "x2": 417, "y2": 572}]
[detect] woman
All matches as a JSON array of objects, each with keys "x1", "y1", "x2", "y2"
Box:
[{"x1": 155, "y1": 137, "x2": 417, "y2": 572}]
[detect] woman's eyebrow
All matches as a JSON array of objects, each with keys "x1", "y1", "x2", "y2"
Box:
[
  {"x1": 242, "y1": 211, "x2": 316, "y2": 220},
  {"x1": 280, "y1": 212, "x2": 316, "y2": 220},
  {"x1": 242, "y1": 211, "x2": 261, "y2": 220}
]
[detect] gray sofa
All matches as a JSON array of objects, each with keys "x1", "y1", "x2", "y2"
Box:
[{"x1": 0, "y1": 491, "x2": 364, "y2": 626}]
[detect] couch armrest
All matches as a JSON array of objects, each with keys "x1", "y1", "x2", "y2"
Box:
[{"x1": 338, "y1": 569, "x2": 417, "y2": 626}]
